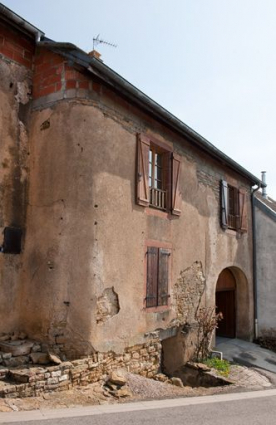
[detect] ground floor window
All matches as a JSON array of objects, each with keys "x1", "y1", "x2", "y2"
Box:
[{"x1": 145, "y1": 245, "x2": 171, "y2": 308}]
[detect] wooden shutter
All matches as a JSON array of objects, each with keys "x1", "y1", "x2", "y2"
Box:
[
  {"x1": 171, "y1": 153, "x2": 181, "y2": 216},
  {"x1": 221, "y1": 180, "x2": 229, "y2": 229},
  {"x1": 163, "y1": 152, "x2": 172, "y2": 211},
  {"x1": 137, "y1": 134, "x2": 150, "y2": 207},
  {"x1": 239, "y1": 189, "x2": 248, "y2": 232},
  {"x1": 146, "y1": 247, "x2": 158, "y2": 307},
  {"x1": 158, "y1": 248, "x2": 170, "y2": 306}
]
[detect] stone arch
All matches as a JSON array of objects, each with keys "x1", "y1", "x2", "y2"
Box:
[{"x1": 215, "y1": 266, "x2": 250, "y2": 340}]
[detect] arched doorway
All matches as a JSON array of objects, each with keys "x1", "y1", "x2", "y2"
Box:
[{"x1": 216, "y1": 268, "x2": 236, "y2": 338}]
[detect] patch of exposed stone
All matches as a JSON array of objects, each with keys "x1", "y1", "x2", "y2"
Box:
[
  {"x1": 96, "y1": 287, "x2": 120, "y2": 324},
  {"x1": 173, "y1": 261, "x2": 206, "y2": 325}
]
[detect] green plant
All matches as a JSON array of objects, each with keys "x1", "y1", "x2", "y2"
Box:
[{"x1": 203, "y1": 358, "x2": 230, "y2": 377}]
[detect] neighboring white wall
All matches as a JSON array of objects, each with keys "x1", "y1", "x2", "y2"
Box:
[{"x1": 256, "y1": 200, "x2": 276, "y2": 336}]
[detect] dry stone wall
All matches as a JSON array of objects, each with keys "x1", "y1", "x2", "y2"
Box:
[{"x1": 0, "y1": 339, "x2": 161, "y2": 398}]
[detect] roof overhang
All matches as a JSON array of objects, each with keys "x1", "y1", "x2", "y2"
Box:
[{"x1": 38, "y1": 40, "x2": 264, "y2": 188}]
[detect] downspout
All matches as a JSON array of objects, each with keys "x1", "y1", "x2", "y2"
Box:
[{"x1": 251, "y1": 183, "x2": 262, "y2": 340}]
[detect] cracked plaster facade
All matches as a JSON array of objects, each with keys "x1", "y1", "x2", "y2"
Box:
[{"x1": 0, "y1": 9, "x2": 256, "y2": 366}]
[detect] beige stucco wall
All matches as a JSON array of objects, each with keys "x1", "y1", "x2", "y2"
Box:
[
  {"x1": 0, "y1": 58, "x2": 31, "y2": 332},
  {"x1": 18, "y1": 86, "x2": 254, "y2": 357},
  {"x1": 256, "y1": 204, "x2": 276, "y2": 335}
]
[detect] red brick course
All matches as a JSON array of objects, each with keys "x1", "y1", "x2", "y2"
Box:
[
  {"x1": 33, "y1": 48, "x2": 92, "y2": 99},
  {"x1": 0, "y1": 20, "x2": 93, "y2": 100},
  {"x1": 0, "y1": 22, "x2": 34, "y2": 69}
]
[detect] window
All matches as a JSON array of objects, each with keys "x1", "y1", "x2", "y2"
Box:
[
  {"x1": 149, "y1": 147, "x2": 166, "y2": 210},
  {"x1": 145, "y1": 246, "x2": 171, "y2": 308},
  {"x1": 137, "y1": 134, "x2": 181, "y2": 215},
  {"x1": 221, "y1": 180, "x2": 248, "y2": 232}
]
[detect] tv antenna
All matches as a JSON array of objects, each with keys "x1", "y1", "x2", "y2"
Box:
[{"x1": 93, "y1": 34, "x2": 117, "y2": 50}]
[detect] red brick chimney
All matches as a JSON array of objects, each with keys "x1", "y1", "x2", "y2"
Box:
[{"x1": 88, "y1": 50, "x2": 102, "y2": 60}]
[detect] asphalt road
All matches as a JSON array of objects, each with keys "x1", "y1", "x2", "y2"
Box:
[{"x1": 2, "y1": 389, "x2": 276, "y2": 425}]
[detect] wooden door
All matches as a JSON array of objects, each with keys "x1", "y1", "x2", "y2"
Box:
[{"x1": 216, "y1": 290, "x2": 236, "y2": 338}]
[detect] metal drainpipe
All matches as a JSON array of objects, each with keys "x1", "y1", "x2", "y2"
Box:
[{"x1": 251, "y1": 184, "x2": 261, "y2": 340}]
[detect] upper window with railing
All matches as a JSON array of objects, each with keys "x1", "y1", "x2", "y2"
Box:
[
  {"x1": 149, "y1": 147, "x2": 166, "y2": 210},
  {"x1": 137, "y1": 133, "x2": 182, "y2": 216}
]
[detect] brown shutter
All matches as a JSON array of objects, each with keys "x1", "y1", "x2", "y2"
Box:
[
  {"x1": 239, "y1": 189, "x2": 248, "y2": 232},
  {"x1": 171, "y1": 153, "x2": 181, "y2": 216},
  {"x1": 221, "y1": 180, "x2": 228, "y2": 229},
  {"x1": 137, "y1": 134, "x2": 150, "y2": 207},
  {"x1": 146, "y1": 247, "x2": 158, "y2": 308},
  {"x1": 163, "y1": 152, "x2": 172, "y2": 211},
  {"x1": 158, "y1": 248, "x2": 170, "y2": 306}
]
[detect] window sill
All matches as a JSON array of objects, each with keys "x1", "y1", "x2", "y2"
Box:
[
  {"x1": 144, "y1": 304, "x2": 171, "y2": 313},
  {"x1": 145, "y1": 207, "x2": 170, "y2": 219},
  {"x1": 223, "y1": 228, "x2": 245, "y2": 238}
]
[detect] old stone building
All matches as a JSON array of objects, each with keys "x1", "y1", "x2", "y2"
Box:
[{"x1": 0, "y1": 4, "x2": 264, "y2": 376}]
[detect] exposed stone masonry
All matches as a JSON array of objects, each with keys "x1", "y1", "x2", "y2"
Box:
[
  {"x1": 0, "y1": 338, "x2": 161, "y2": 398},
  {"x1": 96, "y1": 287, "x2": 120, "y2": 324},
  {"x1": 173, "y1": 261, "x2": 206, "y2": 325}
]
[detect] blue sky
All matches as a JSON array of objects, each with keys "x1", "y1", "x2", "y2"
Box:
[{"x1": 3, "y1": 0, "x2": 276, "y2": 197}]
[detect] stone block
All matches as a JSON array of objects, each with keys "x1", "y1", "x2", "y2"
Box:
[
  {"x1": 2, "y1": 353, "x2": 12, "y2": 360},
  {"x1": 107, "y1": 370, "x2": 127, "y2": 386},
  {"x1": 0, "y1": 340, "x2": 34, "y2": 357},
  {"x1": 59, "y1": 374, "x2": 68, "y2": 382},
  {"x1": 4, "y1": 356, "x2": 29, "y2": 367},
  {"x1": 31, "y1": 344, "x2": 42, "y2": 353},
  {"x1": 60, "y1": 361, "x2": 73, "y2": 369},
  {"x1": 45, "y1": 384, "x2": 59, "y2": 391},
  {"x1": 47, "y1": 377, "x2": 58, "y2": 385},
  {"x1": 9, "y1": 370, "x2": 30, "y2": 383},
  {"x1": 35, "y1": 381, "x2": 45, "y2": 389},
  {"x1": 51, "y1": 370, "x2": 61, "y2": 377},
  {"x1": 171, "y1": 377, "x2": 184, "y2": 387},
  {"x1": 30, "y1": 352, "x2": 49, "y2": 365},
  {"x1": 48, "y1": 352, "x2": 62, "y2": 364}
]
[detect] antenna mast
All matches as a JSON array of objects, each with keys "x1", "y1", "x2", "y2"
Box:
[{"x1": 93, "y1": 34, "x2": 117, "y2": 50}]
